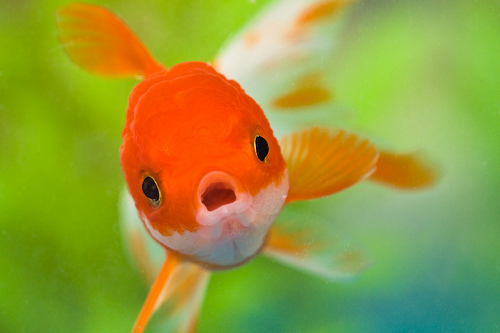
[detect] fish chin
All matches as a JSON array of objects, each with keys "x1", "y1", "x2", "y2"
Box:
[{"x1": 145, "y1": 171, "x2": 289, "y2": 268}]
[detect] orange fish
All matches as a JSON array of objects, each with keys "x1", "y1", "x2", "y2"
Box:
[{"x1": 56, "y1": 1, "x2": 437, "y2": 332}]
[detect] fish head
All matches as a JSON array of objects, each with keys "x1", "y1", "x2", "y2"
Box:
[{"x1": 121, "y1": 62, "x2": 288, "y2": 268}]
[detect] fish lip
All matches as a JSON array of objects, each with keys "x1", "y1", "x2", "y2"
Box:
[{"x1": 196, "y1": 171, "x2": 252, "y2": 227}]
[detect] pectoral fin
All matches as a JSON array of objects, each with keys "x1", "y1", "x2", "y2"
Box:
[
  {"x1": 55, "y1": 3, "x2": 164, "y2": 78},
  {"x1": 281, "y1": 127, "x2": 378, "y2": 204},
  {"x1": 369, "y1": 151, "x2": 439, "y2": 189}
]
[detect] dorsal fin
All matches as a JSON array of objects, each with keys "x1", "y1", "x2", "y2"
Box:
[{"x1": 55, "y1": 3, "x2": 165, "y2": 78}]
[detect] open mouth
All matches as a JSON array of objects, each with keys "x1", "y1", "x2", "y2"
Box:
[
  {"x1": 196, "y1": 171, "x2": 253, "y2": 227},
  {"x1": 201, "y1": 182, "x2": 236, "y2": 211}
]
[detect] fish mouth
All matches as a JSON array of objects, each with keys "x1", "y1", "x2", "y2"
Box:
[
  {"x1": 196, "y1": 171, "x2": 253, "y2": 227},
  {"x1": 201, "y1": 182, "x2": 236, "y2": 211}
]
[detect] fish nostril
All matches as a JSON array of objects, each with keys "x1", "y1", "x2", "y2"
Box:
[{"x1": 201, "y1": 182, "x2": 236, "y2": 212}]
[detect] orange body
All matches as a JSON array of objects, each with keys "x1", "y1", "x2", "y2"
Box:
[
  {"x1": 122, "y1": 62, "x2": 286, "y2": 237},
  {"x1": 121, "y1": 61, "x2": 289, "y2": 268}
]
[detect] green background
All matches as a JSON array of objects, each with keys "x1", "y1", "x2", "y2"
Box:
[{"x1": 1, "y1": 0, "x2": 499, "y2": 332}]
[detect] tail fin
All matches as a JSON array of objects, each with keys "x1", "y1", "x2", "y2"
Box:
[
  {"x1": 55, "y1": 3, "x2": 165, "y2": 78},
  {"x1": 369, "y1": 151, "x2": 439, "y2": 189}
]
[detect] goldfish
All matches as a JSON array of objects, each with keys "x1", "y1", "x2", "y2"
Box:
[{"x1": 55, "y1": 1, "x2": 437, "y2": 332}]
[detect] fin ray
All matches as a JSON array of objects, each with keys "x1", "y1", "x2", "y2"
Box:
[{"x1": 282, "y1": 127, "x2": 378, "y2": 203}]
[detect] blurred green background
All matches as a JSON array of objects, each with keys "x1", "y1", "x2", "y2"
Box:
[{"x1": 1, "y1": 0, "x2": 499, "y2": 332}]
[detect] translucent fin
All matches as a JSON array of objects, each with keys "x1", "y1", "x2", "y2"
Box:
[
  {"x1": 214, "y1": 0, "x2": 354, "y2": 113},
  {"x1": 120, "y1": 191, "x2": 210, "y2": 333},
  {"x1": 264, "y1": 223, "x2": 369, "y2": 280},
  {"x1": 133, "y1": 254, "x2": 179, "y2": 333},
  {"x1": 281, "y1": 127, "x2": 378, "y2": 204},
  {"x1": 271, "y1": 72, "x2": 332, "y2": 109},
  {"x1": 120, "y1": 190, "x2": 165, "y2": 284},
  {"x1": 153, "y1": 262, "x2": 210, "y2": 333},
  {"x1": 55, "y1": 3, "x2": 165, "y2": 78},
  {"x1": 369, "y1": 151, "x2": 439, "y2": 189}
]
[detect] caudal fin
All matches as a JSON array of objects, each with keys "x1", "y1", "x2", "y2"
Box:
[{"x1": 55, "y1": 3, "x2": 165, "y2": 78}]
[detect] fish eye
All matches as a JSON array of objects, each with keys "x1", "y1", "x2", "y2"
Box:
[
  {"x1": 254, "y1": 135, "x2": 269, "y2": 162},
  {"x1": 142, "y1": 176, "x2": 160, "y2": 205}
]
